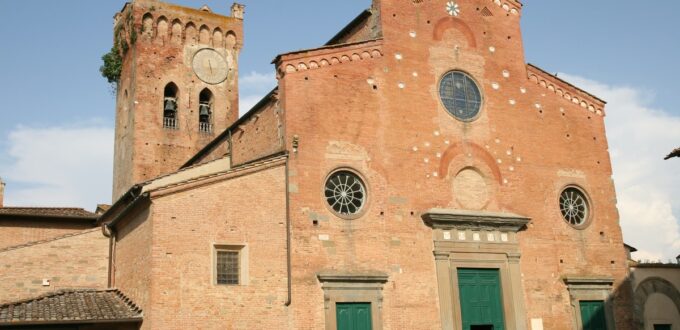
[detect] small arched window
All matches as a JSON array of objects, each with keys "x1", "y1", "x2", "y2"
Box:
[
  {"x1": 163, "y1": 83, "x2": 179, "y2": 129},
  {"x1": 199, "y1": 88, "x2": 213, "y2": 133}
]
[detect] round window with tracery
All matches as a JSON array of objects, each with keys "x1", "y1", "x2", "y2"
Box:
[
  {"x1": 559, "y1": 187, "x2": 590, "y2": 227},
  {"x1": 324, "y1": 170, "x2": 366, "y2": 218},
  {"x1": 439, "y1": 71, "x2": 482, "y2": 121}
]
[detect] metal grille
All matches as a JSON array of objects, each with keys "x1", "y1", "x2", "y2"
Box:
[
  {"x1": 439, "y1": 71, "x2": 482, "y2": 121},
  {"x1": 559, "y1": 187, "x2": 589, "y2": 226},
  {"x1": 325, "y1": 171, "x2": 366, "y2": 216},
  {"x1": 216, "y1": 250, "x2": 239, "y2": 285}
]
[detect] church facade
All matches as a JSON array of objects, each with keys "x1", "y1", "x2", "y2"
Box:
[{"x1": 1, "y1": 0, "x2": 638, "y2": 329}]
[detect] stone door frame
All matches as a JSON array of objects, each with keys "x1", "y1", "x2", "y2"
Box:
[
  {"x1": 563, "y1": 276, "x2": 616, "y2": 330},
  {"x1": 317, "y1": 272, "x2": 389, "y2": 330},
  {"x1": 422, "y1": 208, "x2": 530, "y2": 330}
]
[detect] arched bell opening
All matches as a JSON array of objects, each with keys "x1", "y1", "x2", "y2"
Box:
[
  {"x1": 163, "y1": 83, "x2": 179, "y2": 129},
  {"x1": 198, "y1": 88, "x2": 214, "y2": 133}
]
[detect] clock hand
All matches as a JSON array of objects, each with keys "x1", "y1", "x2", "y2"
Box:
[{"x1": 208, "y1": 60, "x2": 213, "y2": 74}]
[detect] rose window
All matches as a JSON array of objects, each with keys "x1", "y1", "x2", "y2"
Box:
[
  {"x1": 559, "y1": 187, "x2": 590, "y2": 226},
  {"x1": 324, "y1": 171, "x2": 366, "y2": 217}
]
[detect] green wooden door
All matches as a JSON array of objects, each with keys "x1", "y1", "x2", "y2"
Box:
[
  {"x1": 579, "y1": 301, "x2": 607, "y2": 330},
  {"x1": 457, "y1": 268, "x2": 505, "y2": 330},
  {"x1": 336, "y1": 303, "x2": 372, "y2": 330}
]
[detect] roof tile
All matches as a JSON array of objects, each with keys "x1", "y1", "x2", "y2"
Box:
[
  {"x1": 0, "y1": 207, "x2": 96, "y2": 219},
  {"x1": 0, "y1": 289, "x2": 142, "y2": 325}
]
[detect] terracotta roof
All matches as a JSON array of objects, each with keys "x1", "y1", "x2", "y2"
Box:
[
  {"x1": 664, "y1": 147, "x2": 680, "y2": 160},
  {"x1": 0, "y1": 207, "x2": 97, "y2": 219},
  {"x1": 0, "y1": 289, "x2": 142, "y2": 325}
]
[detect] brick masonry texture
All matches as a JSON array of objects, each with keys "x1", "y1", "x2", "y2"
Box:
[
  {"x1": 0, "y1": 229, "x2": 109, "y2": 304},
  {"x1": 275, "y1": 0, "x2": 634, "y2": 328},
  {"x1": 114, "y1": 163, "x2": 288, "y2": 330},
  {"x1": 112, "y1": 0, "x2": 243, "y2": 200},
  {"x1": 0, "y1": 219, "x2": 94, "y2": 250},
  {"x1": 0, "y1": 0, "x2": 637, "y2": 329}
]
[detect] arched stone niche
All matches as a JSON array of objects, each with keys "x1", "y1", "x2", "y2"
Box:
[
  {"x1": 440, "y1": 142, "x2": 501, "y2": 210},
  {"x1": 433, "y1": 17, "x2": 477, "y2": 49}
]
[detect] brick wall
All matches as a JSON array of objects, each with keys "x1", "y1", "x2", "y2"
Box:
[
  {"x1": 231, "y1": 99, "x2": 284, "y2": 167},
  {"x1": 275, "y1": 0, "x2": 634, "y2": 328},
  {"x1": 149, "y1": 163, "x2": 288, "y2": 330},
  {"x1": 113, "y1": 161, "x2": 290, "y2": 330},
  {"x1": 0, "y1": 219, "x2": 93, "y2": 250},
  {"x1": 114, "y1": 204, "x2": 153, "y2": 321},
  {"x1": 0, "y1": 229, "x2": 109, "y2": 304}
]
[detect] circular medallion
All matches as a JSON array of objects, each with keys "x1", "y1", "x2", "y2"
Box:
[{"x1": 192, "y1": 48, "x2": 228, "y2": 85}]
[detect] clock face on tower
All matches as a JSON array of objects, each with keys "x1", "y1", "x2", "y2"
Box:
[{"x1": 192, "y1": 48, "x2": 229, "y2": 85}]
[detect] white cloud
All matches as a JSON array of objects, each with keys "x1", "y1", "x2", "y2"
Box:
[
  {"x1": 238, "y1": 71, "x2": 276, "y2": 116},
  {"x1": 239, "y1": 94, "x2": 267, "y2": 115},
  {"x1": 240, "y1": 71, "x2": 276, "y2": 87},
  {"x1": 560, "y1": 73, "x2": 680, "y2": 261},
  {"x1": 0, "y1": 123, "x2": 113, "y2": 211}
]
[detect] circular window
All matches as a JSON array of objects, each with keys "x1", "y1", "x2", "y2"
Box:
[
  {"x1": 439, "y1": 71, "x2": 482, "y2": 121},
  {"x1": 559, "y1": 187, "x2": 590, "y2": 227},
  {"x1": 324, "y1": 170, "x2": 366, "y2": 218}
]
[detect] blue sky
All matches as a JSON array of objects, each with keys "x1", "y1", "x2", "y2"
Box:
[{"x1": 0, "y1": 1, "x2": 678, "y2": 260}]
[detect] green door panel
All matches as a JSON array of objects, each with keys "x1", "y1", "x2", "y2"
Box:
[
  {"x1": 337, "y1": 303, "x2": 372, "y2": 330},
  {"x1": 337, "y1": 304, "x2": 353, "y2": 330},
  {"x1": 580, "y1": 301, "x2": 607, "y2": 330},
  {"x1": 458, "y1": 268, "x2": 505, "y2": 330}
]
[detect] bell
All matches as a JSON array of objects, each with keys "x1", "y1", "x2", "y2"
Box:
[
  {"x1": 199, "y1": 103, "x2": 211, "y2": 117},
  {"x1": 164, "y1": 98, "x2": 177, "y2": 117}
]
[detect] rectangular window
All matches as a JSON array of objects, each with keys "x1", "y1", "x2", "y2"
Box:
[
  {"x1": 216, "y1": 250, "x2": 239, "y2": 284},
  {"x1": 213, "y1": 245, "x2": 248, "y2": 285}
]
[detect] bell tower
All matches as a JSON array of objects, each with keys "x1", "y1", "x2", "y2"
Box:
[{"x1": 111, "y1": 0, "x2": 244, "y2": 200}]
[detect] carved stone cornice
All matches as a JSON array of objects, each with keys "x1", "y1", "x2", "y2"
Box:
[
  {"x1": 274, "y1": 39, "x2": 383, "y2": 78},
  {"x1": 421, "y1": 208, "x2": 530, "y2": 232},
  {"x1": 562, "y1": 276, "x2": 614, "y2": 292},
  {"x1": 317, "y1": 271, "x2": 388, "y2": 284}
]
